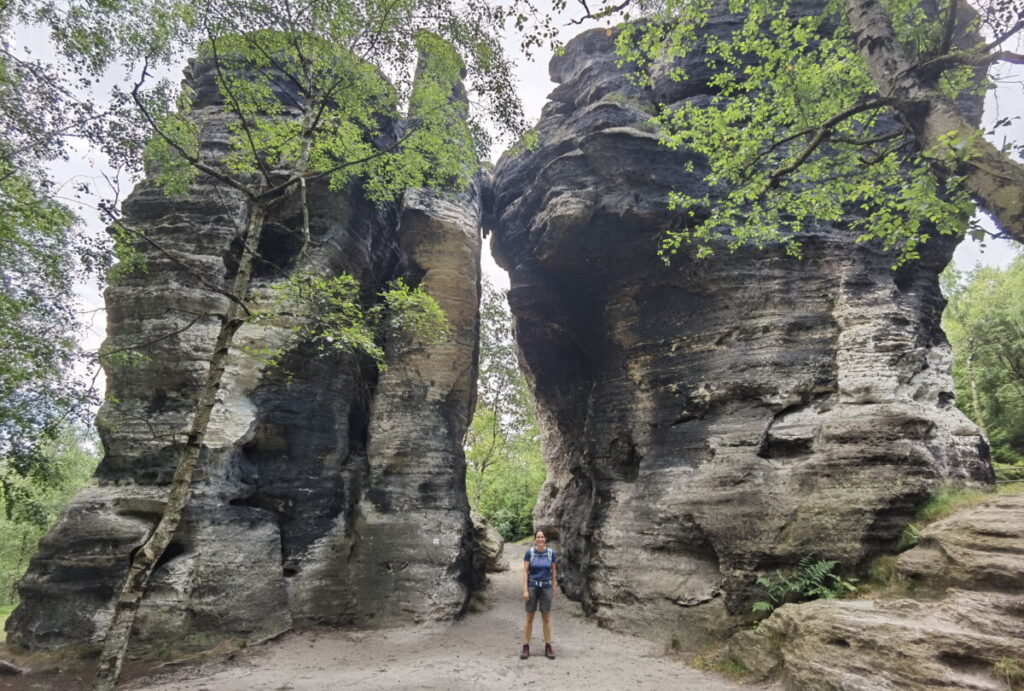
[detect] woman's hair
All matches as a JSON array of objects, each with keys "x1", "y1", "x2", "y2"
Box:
[{"x1": 535, "y1": 530, "x2": 546, "y2": 539}]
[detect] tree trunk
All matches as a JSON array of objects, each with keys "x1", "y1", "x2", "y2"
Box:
[
  {"x1": 92, "y1": 196, "x2": 268, "y2": 691},
  {"x1": 842, "y1": 0, "x2": 1024, "y2": 244},
  {"x1": 966, "y1": 348, "x2": 988, "y2": 435}
]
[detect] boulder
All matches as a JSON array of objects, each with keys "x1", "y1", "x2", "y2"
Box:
[
  {"x1": 470, "y1": 510, "x2": 508, "y2": 574},
  {"x1": 730, "y1": 492, "x2": 1024, "y2": 690}
]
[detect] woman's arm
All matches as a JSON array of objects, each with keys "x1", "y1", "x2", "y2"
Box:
[
  {"x1": 551, "y1": 561, "x2": 557, "y2": 595},
  {"x1": 523, "y1": 557, "x2": 530, "y2": 601}
]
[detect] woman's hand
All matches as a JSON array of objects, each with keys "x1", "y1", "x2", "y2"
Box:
[{"x1": 523, "y1": 589, "x2": 529, "y2": 602}]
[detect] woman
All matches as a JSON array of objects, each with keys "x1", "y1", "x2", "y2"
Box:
[{"x1": 520, "y1": 530, "x2": 557, "y2": 660}]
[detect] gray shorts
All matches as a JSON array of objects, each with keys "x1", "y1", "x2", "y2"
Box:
[{"x1": 526, "y1": 585, "x2": 553, "y2": 614}]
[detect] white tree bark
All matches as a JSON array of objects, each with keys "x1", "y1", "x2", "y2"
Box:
[
  {"x1": 92, "y1": 197, "x2": 268, "y2": 691},
  {"x1": 842, "y1": 0, "x2": 1024, "y2": 244}
]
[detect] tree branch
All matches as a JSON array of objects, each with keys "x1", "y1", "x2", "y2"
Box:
[
  {"x1": 758, "y1": 98, "x2": 891, "y2": 189},
  {"x1": 937, "y1": 0, "x2": 960, "y2": 56},
  {"x1": 130, "y1": 59, "x2": 257, "y2": 201}
]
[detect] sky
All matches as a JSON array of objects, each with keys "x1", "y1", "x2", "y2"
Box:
[{"x1": 21, "y1": 6, "x2": 1024, "y2": 378}]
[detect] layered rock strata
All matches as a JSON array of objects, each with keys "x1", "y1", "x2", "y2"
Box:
[
  {"x1": 487, "y1": 24, "x2": 992, "y2": 647},
  {"x1": 731, "y1": 492, "x2": 1024, "y2": 690},
  {"x1": 6, "y1": 59, "x2": 482, "y2": 652}
]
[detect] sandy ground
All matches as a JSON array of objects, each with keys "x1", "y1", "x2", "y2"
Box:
[{"x1": 120, "y1": 563, "x2": 764, "y2": 691}]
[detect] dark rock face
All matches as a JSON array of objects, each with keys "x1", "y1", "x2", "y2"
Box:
[
  {"x1": 487, "y1": 25, "x2": 992, "y2": 647},
  {"x1": 6, "y1": 60, "x2": 482, "y2": 652}
]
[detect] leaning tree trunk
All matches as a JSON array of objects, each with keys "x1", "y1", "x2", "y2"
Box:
[
  {"x1": 93, "y1": 195, "x2": 269, "y2": 691},
  {"x1": 842, "y1": 0, "x2": 1024, "y2": 244},
  {"x1": 965, "y1": 347, "x2": 988, "y2": 436}
]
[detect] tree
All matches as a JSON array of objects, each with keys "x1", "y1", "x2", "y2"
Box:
[
  {"x1": 84, "y1": 2, "x2": 524, "y2": 688},
  {"x1": 943, "y1": 255, "x2": 1024, "y2": 464},
  {"x1": 536, "y1": 0, "x2": 1024, "y2": 263},
  {"x1": 465, "y1": 279, "x2": 545, "y2": 541},
  {"x1": 0, "y1": 1, "x2": 113, "y2": 502},
  {"x1": 0, "y1": 425, "x2": 99, "y2": 616}
]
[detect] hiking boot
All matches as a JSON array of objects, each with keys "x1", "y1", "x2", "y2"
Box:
[
  {"x1": 545, "y1": 643, "x2": 555, "y2": 660},
  {"x1": 520, "y1": 644, "x2": 529, "y2": 660}
]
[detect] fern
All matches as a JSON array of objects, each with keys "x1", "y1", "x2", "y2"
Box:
[{"x1": 752, "y1": 556, "x2": 858, "y2": 615}]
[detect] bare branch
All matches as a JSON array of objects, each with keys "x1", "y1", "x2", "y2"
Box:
[
  {"x1": 99, "y1": 314, "x2": 205, "y2": 360},
  {"x1": 568, "y1": 0, "x2": 633, "y2": 24},
  {"x1": 111, "y1": 219, "x2": 252, "y2": 316}
]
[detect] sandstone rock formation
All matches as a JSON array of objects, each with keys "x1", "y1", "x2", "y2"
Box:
[
  {"x1": 6, "y1": 58, "x2": 482, "y2": 654},
  {"x1": 731, "y1": 492, "x2": 1024, "y2": 690},
  {"x1": 470, "y1": 509, "x2": 508, "y2": 574},
  {"x1": 487, "y1": 21, "x2": 992, "y2": 648}
]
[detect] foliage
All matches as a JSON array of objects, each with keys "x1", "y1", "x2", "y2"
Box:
[
  {"x1": 115, "y1": 0, "x2": 524, "y2": 204},
  {"x1": 596, "y1": 0, "x2": 1024, "y2": 263},
  {"x1": 465, "y1": 279, "x2": 545, "y2": 542},
  {"x1": 752, "y1": 555, "x2": 858, "y2": 615},
  {"x1": 258, "y1": 273, "x2": 449, "y2": 369},
  {"x1": 0, "y1": 425, "x2": 99, "y2": 612},
  {"x1": 943, "y1": 256, "x2": 1024, "y2": 464},
  {"x1": 995, "y1": 463, "x2": 1024, "y2": 482},
  {"x1": 0, "y1": 4, "x2": 108, "y2": 499},
  {"x1": 379, "y1": 278, "x2": 451, "y2": 347}
]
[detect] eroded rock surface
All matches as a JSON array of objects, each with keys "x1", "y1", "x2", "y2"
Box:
[
  {"x1": 731, "y1": 492, "x2": 1024, "y2": 690},
  {"x1": 470, "y1": 509, "x2": 508, "y2": 574},
  {"x1": 487, "y1": 21, "x2": 991, "y2": 648},
  {"x1": 6, "y1": 58, "x2": 482, "y2": 653}
]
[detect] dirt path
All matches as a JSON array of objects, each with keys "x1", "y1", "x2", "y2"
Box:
[{"x1": 124, "y1": 563, "x2": 759, "y2": 690}]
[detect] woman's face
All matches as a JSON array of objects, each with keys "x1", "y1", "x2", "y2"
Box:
[{"x1": 535, "y1": 532, "x2": 546, "y2": 548}]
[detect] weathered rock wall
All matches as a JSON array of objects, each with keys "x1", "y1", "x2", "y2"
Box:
[
  {"x1": 487, "y1": 23, "x2": 993, "y2": 647},
  {"x1": 6, "y1": 58, "x2": 482, "y2": 652},
  {"x1": 731, "y1": 492, "x2": 1024, "y2": 689}
]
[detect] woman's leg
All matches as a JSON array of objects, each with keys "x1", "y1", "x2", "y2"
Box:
[
  {"x1": 541, "y1": 612, "x2": 552, "y2": 643},
  {"x1": 524, "y1": 611, "x2": 535, "y2": 643}
]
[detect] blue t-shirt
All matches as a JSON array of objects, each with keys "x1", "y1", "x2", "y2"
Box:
[{"x1": 524, "y1": 548, "x2": 557, "y2": 583}]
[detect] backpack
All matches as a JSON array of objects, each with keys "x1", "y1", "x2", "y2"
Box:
[{"x1": 527, "y1": 547, "x2": 555, "y2": 568}]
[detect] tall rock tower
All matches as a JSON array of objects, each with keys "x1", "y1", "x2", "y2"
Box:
[
  {"x1": 7, "y1": 52, "x2": 483, "y2": 653},
  {"x1": 488, "y1": 24, "x2": 992, "y2": 647}
]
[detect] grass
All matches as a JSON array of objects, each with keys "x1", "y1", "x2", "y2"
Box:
[
  {"x1": 0, "y1": 602, "x2": 15, "y2": 643},
  {"x1": 866, "y1": 482, "x2": 1024, "y2": 596},
  {"x1": 994, "y1": 657, "x2": 1024, "y2": 690},
  {"x1": 688, "y1": 643, "x2": 748, "y2": 680},
  {"x1": 915, "y1": 487, "x2": 991, "y2": 524},
  {"x1": 899, "y1": 482, "x2": 1024, "y2": 550}
]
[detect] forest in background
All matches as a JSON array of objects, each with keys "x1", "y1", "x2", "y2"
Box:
[{"x1": 944, "y1": 254, "x2": 1024, "y2": 468}]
